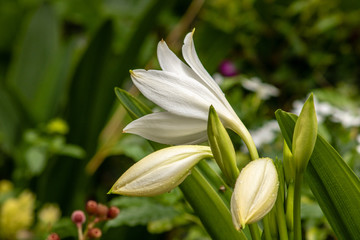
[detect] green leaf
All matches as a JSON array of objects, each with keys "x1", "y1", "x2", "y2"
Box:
[
  {"x1": 106, "y1": 196, "x2": 180, "y2": 228},
  {"x1": 0, "y1": 87, "x2": 23, "y2": 153},
  {"x1": 25, "y1": 146, "x2": 47, "y2": 175},
  {"x1": 6, "y1": 5, "x2": 72, "y2": 122},
  {"x1": 114, "y1": 88, "x2": 166, "y2": 151},
  {"x1": 275, "y1": 109, "x2": 360, "y2": 239},
  {"x1": 115, "y1": 87, "x2": 152, "y2": 119}
]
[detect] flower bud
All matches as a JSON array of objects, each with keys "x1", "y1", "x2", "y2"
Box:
[
  {"x1": 47, "y1": 233, "x2": 60, "y2": 240},
  {"x1": 109, "y1": 145, "x2": 212, "y2": 196},
  {"x1": 71, "y1": 210, "x2": 86, "y2": 225},
  {"x1": 107, "y1": 206, "x2": 120, "y2": 219},
  {"x1": 85, "y1": 200, "x2": 98, "y2": 215},
  {"x1": 292, "y1": 94, "x2": 318, "y2": 174},
  {"x1": 96, "y1": 204, "x2": 108, "y2": 218},
  {"x1": 207, "y1": 105, "x2": 239, "y2": 185},
  {"x1": 231, "y1": 158, "x2": 279, "y2": 230},
  {"x1": 87, "y1": 228, "x2": 102, "y2": 238},
  {"x1": 283, "y1": 140, "x2": 295, "y2": 184}
]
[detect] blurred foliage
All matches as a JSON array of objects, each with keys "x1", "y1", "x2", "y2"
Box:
[
  {"x1": 201, "y1": 0, "x2": 360, "y2": 106},
  {"x1": 0, "y1": 0, "x2": 359, "y2": 239}
]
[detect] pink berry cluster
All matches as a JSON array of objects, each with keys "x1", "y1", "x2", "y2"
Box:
[{"x1": 47, "y1": 200, "x2": 120, "y2": 240}]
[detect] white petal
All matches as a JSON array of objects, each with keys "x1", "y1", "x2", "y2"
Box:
[
  {"x1": 123, "y1": 112, "x2": 208, "y2": 145},
  {"x1": 110, "y1": 145, "x2": 212, "y2": 196},
  {"x1": 182, "y1": 32, "x2": 226, "y2": 101},
  {"x1": 157, "y1": 40, "x2": 199, "y2": 80},
  {"x1": 130, "y1": 69, "x2": 226, "y2": 121},
  {"x1": 182, "y1": 31, "x2": 240, "y2": 121}
]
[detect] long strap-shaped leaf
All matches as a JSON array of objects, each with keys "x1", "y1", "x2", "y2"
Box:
[
  {"x1": 116, "y1": 88, "x2": 247, "y2": 240},
  {"x1": 275, "y1": 109, "x2": 360, "y2": 239}
]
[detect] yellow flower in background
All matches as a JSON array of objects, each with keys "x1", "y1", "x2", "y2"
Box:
[
  {"x1": 38, "y1": 204, "x2": 61, "y2": 228},
  {"x1": 0, "y1": 190, "x2": 35, "y2": 239},
  {"x1": 46, "y1": 118, "x2": 69, "y2": 134},
  {"x1": 0, "y1": 180, "x2": 13, "y2": 194}
]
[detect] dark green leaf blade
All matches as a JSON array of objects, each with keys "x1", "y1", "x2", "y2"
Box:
[
  {"x1": 6, "y1": 5, "x2": 61, "y2": 122},
  {"x1": 114, "y1": 87, "x2": 152, "y2": 119},
  {"x1": 275, "y1": 109, "x2": 360, "y2": 239}
]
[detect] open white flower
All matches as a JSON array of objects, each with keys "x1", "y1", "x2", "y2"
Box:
[
  {"x1": 124, "y1": 30, "x2": 253, "y2": 150},
  {"x1": 231, "y1": 158, "x2": 279, "y2": 230},
  {"x1": 109, "y1": 145, "x2": 212, "y2": 196}
]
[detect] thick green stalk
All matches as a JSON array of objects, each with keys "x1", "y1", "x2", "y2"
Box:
[
  {"x1": 262, "y1": 216, "x2": 273, "y2": 240},
  {"x1": 286, "y1": 182, "x2": 295, "y2": 240},
  {"x1": 276, "y1": 193, "x2": 289, "y2": 240},
  {"x1": 180, "y1": 165, "x2": 248, "y2": 240},
  {"x1": 231, "y1": 121, "x2": 259, "y2": 160},
  {"x1": 293, "y1": 173, "x2": 303, "y2": 240},
  {"x1": 249, "y1": 223, "x2": 261, "y2": 240}
]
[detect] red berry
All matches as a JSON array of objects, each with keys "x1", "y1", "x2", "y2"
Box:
[
  {"x1": 96, "y1": 203, "x2": 108, "y2": 218},
  {"x1": 107, "y1": 206, "x2": 120, "y2": 219},
  {"x1": 47, "y1": 233, "x2": 60, "y2": 240},
  {"x1": 86, "y1": 200, "x2": 98, "y2": 215},
  {"x1": 71, "y1": 210, "x2": 86, "y2": 225},
  {"x1": 87, "y1": 228, "x2": 102, "y2": 238}
]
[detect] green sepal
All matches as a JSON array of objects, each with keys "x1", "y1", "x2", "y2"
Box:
[
  {"x1": 276, "y1": 109, "x2": 360, "y2": 240},
  {"x1": 207, "y1": 106, "x2": 239, "y2": 186}
]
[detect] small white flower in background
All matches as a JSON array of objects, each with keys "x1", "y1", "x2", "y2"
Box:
[
  {"x1": 124, "y1": 30, "x2": 250, "y2": 145},
  {"x1": 356, "y1": 135, "x2": 360, "y2": 154},
  {"x1": 109, "y1": 145, "x2": 212, "y2": 196},
  {"x1": 241, "y1": 77, "x2": 280, "y2": 100},
  {"x1": 231, "y1": 158, "x2": 279, "y2": 230},
  {"x1": 250, "y1": 120, "x2": 280, "y2": 148}
]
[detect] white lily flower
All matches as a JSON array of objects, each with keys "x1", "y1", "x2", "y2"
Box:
[
  {"x1": 109, "y1": 145, "x2": 212, "y2": 197},
  {"x1": 231, "y1": 158, "x2": 279, "y2": 230},
  {"x1": 124, "y1": 30, "x2": 254, "y2": 153}
]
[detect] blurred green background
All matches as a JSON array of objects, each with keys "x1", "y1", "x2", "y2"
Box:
[{"x1": 0, "y1": 0, "x2": 359, "y2": 239}]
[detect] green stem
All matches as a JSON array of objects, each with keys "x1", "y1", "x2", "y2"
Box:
[
  {"x1": 231, "y1": 121, "x2": 259, "y2": 160},
  {"x1": 286, "y1": 182, "x2": 295, "y2": 240},
  {"x1": 180, "y1": 166, "x2": 248, "y2": 240},
  {"x1": 249, "y1": 223, "x2": 261, "y2": 240},
  {"x1": 276, "y1": 193, "x2": 289, "y2": 240},
  {"x1": 293, "y1": 173, "x2": 303, "y2": 240},
  {"x1": 262, "y1": 215, "x2": 273, "y2": 240}
]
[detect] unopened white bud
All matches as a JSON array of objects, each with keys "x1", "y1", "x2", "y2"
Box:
[
  {"x1": 231, "y1": 158, "x2": 279, "y2": 230},
  {"x1": 109, "y1": 145, "x2": 212, "y2": 196}
]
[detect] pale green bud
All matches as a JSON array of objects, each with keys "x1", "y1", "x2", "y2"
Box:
[
  {"x1": 292, "y1": 94, "x2": 318, "y2": 174},
  {"x1": 231, "y1": 158, "x2": 279, "y2": 230},
  {"x1": 207, "y1": 106, "x2": 239, "y2": 185},
  {"x1": 283, "y1": 140, "x2": 295, "y2": 184},
  {"x1": 109, "y1": 145, "x2": 212, "y2": 196}
]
